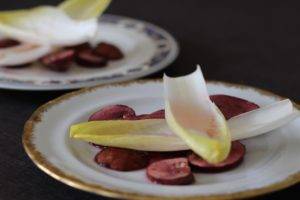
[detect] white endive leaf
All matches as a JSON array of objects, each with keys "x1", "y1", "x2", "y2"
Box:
[
  {"x1": 164, "y1": 67, "x2": 231, "y2": 163},
  {"x1": 70, "y1": 99, "x2": 299, "y2": 152},
  {"x1": 228, "y1": 99, "x2": 299, "y2": 140},
  {"x1": 0, "y1": 43, "x2": 52, "y2": 67},
  {"x1": 0, "y1": 6, "x2": 97, "y2": 45}
]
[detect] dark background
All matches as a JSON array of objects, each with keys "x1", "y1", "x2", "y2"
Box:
[{"x1": 0, "y1": 0, "x2": 299, "y2": 200}]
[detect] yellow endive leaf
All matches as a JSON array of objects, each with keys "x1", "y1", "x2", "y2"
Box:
[
  {"x1": 70, "y1": 120, "x2": 188, "y2": 151},
  {"x1": 164, "y1": 66, "x2": 231, "y2": 164},
  {"x1": 59, "y1": 0, "x2": 112, "y2": 20}
]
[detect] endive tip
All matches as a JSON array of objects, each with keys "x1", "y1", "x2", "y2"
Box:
[
  {"x1": 163, "y1": 65, "x2": 203, "y2": 81},
  {"x1": 196, "y1": 64, "x2": 202, "y2": 70},
  {"x1": 163, "y1": 72, "x2": 169, "y2": 80},
  {"x1": 59, "y1": 0, "x2": 111, "y2": 20}
]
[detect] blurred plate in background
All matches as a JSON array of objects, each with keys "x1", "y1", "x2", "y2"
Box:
[{"x1": 0, "y1": 14, "x2": 178, "y2": 91}]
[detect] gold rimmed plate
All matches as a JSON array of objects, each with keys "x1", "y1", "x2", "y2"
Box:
[{"x1": 23, "y1": 80, "x2": 300, "y2": 199}]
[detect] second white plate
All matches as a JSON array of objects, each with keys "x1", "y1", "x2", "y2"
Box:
[{"x1": 0, "y1": 15, "x2": 178, "y2": 90}]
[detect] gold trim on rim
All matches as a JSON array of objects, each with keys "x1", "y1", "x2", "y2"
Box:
[{"x1": 23, "y1": 79, "x2": 300, "y2": 200}]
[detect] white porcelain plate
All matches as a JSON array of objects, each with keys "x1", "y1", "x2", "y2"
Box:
[
  {"x1": 23, "y1": 80, "x2": 300, "y2": 200},
  {"x1": 0, "y1": 15, "x2": 178, "y2": 91}
]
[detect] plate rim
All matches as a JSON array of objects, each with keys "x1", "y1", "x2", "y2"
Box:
[
  {"x1": 0, "y1": 14, "x2": 179, "y2": 91},
  {"x1": 22, "y1": 79, "x2": 300, "y2": 200}
]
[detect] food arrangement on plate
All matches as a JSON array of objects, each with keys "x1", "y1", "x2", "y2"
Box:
[
  {"x1": 10, "y1": 0, "x2": 298, "y2": 198},
  {"x1": 70, "y1": 67, "x2": 299, "y2": 185},
  {"x1": 0, "y1": 0, "x2": 124, "y2": 72}
]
